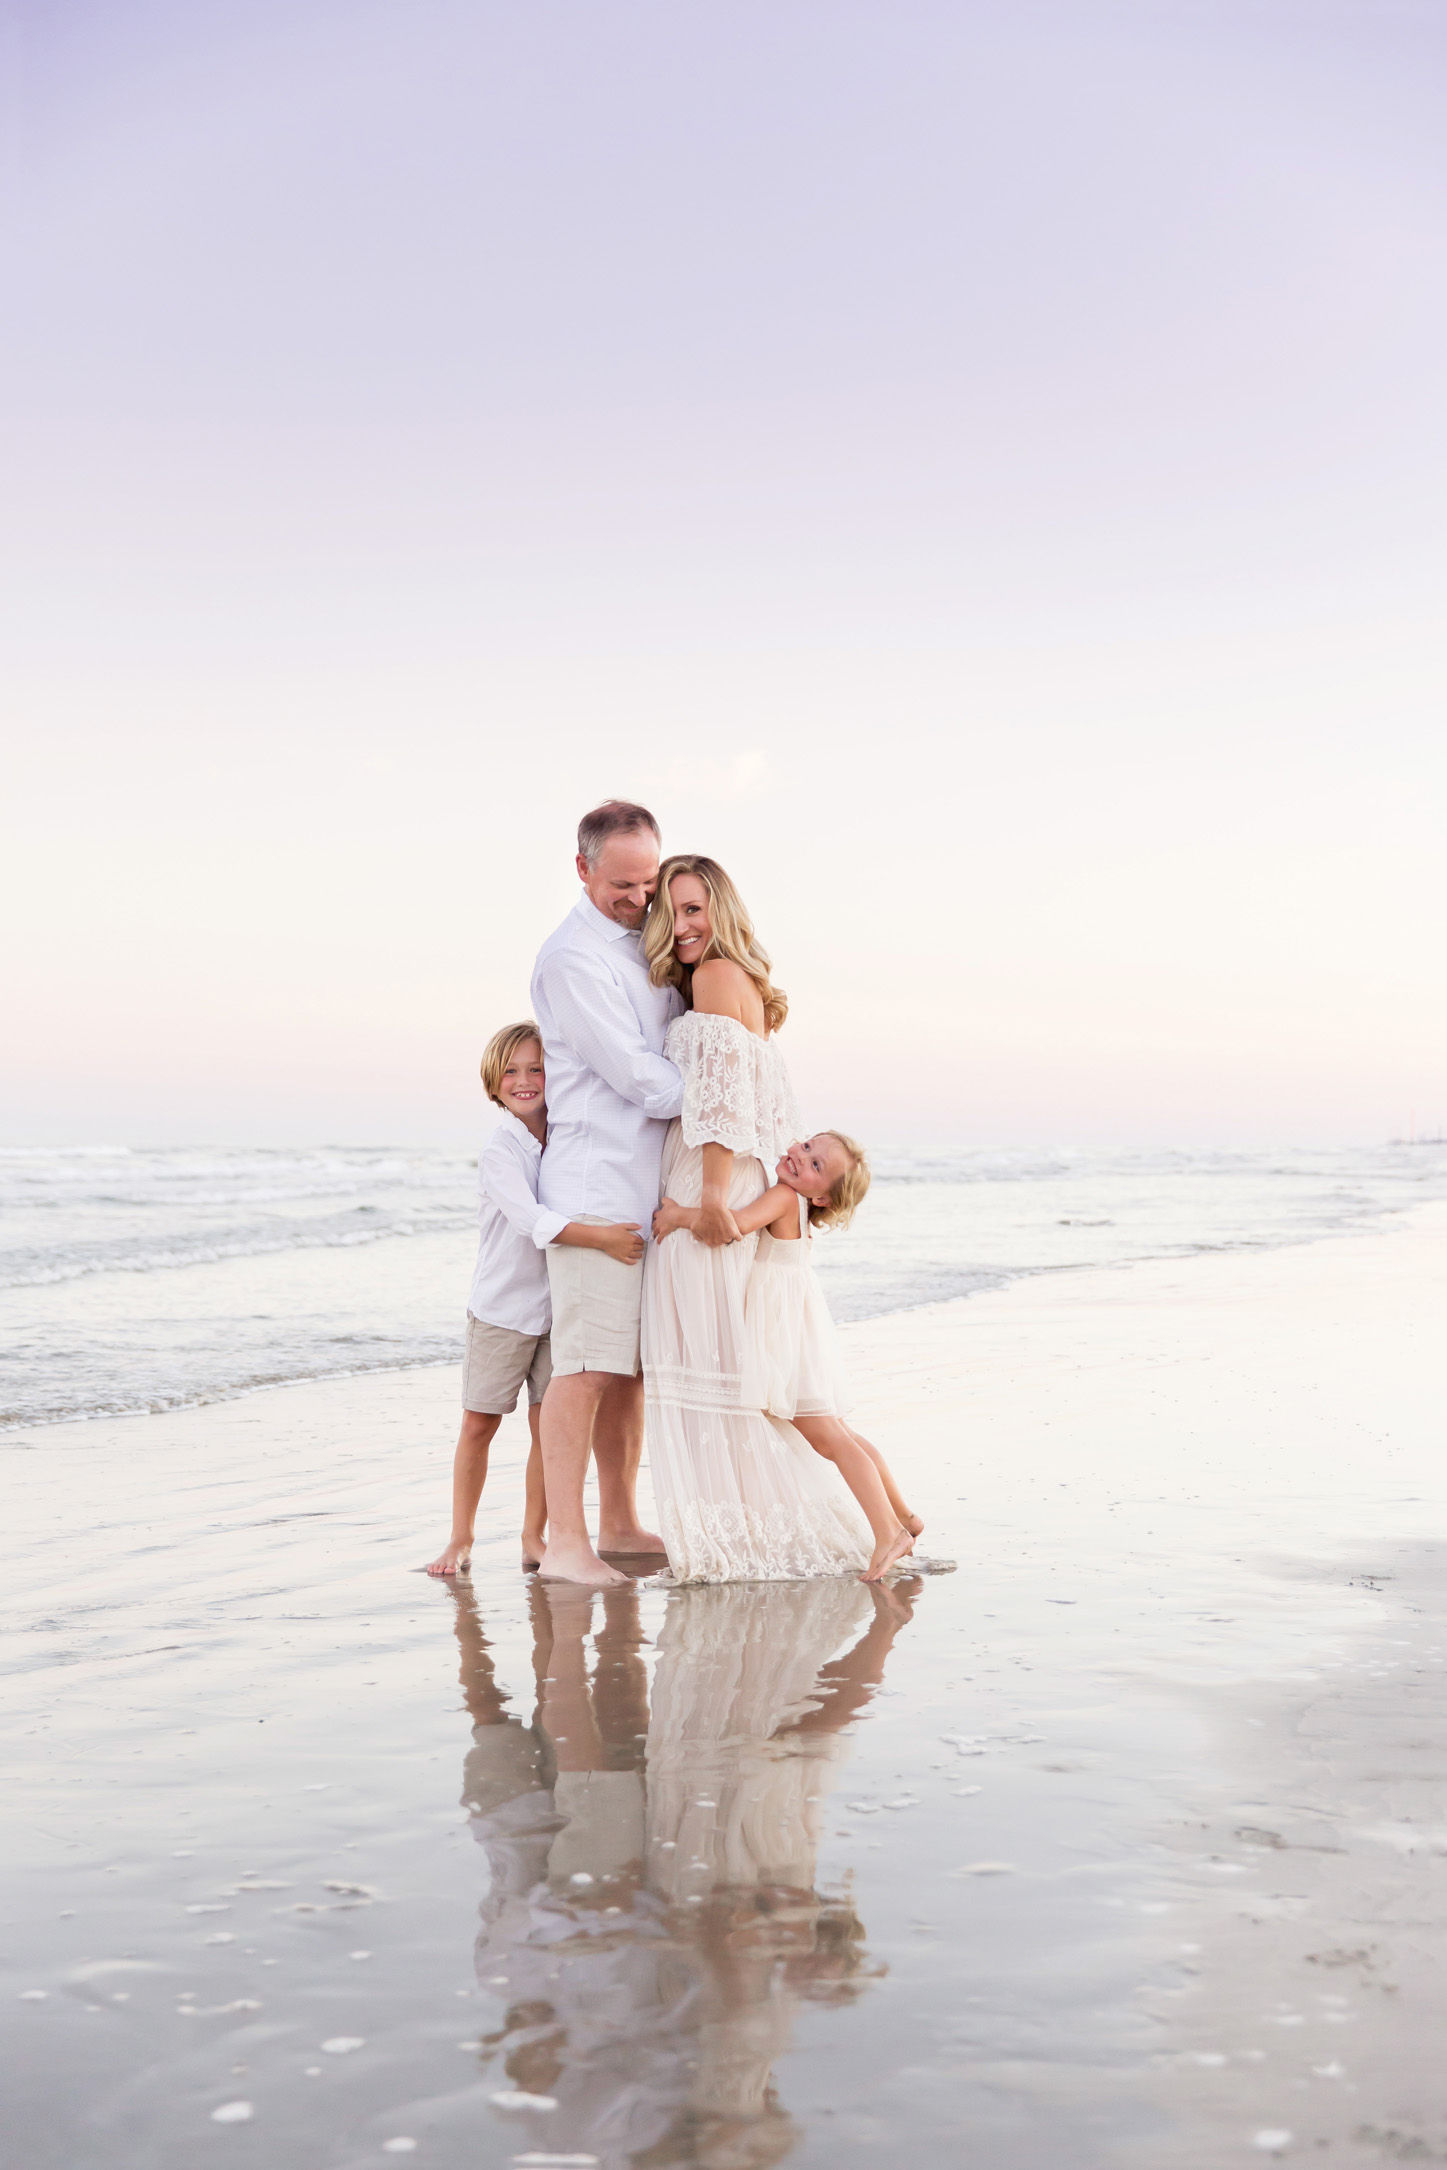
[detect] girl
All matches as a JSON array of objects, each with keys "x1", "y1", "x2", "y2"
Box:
[{"x1": 654, "y1": 1129, "x2": 922, "y2": 1579}]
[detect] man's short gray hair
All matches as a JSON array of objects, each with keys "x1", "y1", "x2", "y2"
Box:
[{"x1": 577, "y1": 799, "x2": 661, "y2": 867}]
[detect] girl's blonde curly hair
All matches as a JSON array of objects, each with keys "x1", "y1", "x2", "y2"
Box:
[
  {"x1": 809, "y1": 1131, "x2": 871, "y2": 1230},
  {"x1": 643, "y1": 854, "x2": 788, "y2": 1034}
]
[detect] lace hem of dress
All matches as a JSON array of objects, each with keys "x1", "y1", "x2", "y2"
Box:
[
  {"x1": 657, "y1": 1497, "x2": 869, "y2": 1584},
  {"x1": 677, "y1": 1113, "x2": 773, "y2": 1158},
  {"x1": 645, "y1": 1362, "x2": 749, "y2": 1412}
]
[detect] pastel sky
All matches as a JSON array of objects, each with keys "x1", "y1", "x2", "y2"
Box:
[{"x1": 3, "y1": 0, "x2": 1444, "y2": 1147}]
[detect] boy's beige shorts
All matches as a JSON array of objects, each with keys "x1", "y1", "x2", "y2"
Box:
[
  {"x1": 545, "y1": 1217, "x2": 643, "y2": 1377},
  {"x1": 461, "y1": 1316, "x2": 552, "y2": 1415}
]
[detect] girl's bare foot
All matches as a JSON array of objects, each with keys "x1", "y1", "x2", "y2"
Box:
[
  {"x1": 904, "y1": 1511, "x2": 924, "y2": 1539},
  {"x1": 423, "y1": 1539, "x2": 472, "y2": 1577},
  {"x1": 862, "y1": 1525, "x2": 915, "y2": 1583},
  {"x1": 521, "y1": 1530, "x2": 545, "y2": 1573}
]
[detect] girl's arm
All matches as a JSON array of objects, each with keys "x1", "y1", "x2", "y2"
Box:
[{"x1": 653, "y1": 1183, "x2": 795, "y2": 1245}]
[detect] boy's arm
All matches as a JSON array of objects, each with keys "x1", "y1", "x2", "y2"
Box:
[
  {"x1": 553, "y1": 1220, "x2": 645, "y2": 1266},
  {"x1": 533, "y1": 949, "x2": 683, "y2": 1119},
  {"x1": 481, "y1": 1140, "x2": 641, "y2": 1262},
  {"x1": 480, "y1": 1139, "x2": 570, "y2": 1250}
]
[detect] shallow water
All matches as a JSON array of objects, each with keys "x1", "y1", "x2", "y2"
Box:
[
  {"x1": 5, "y1": 1140, "x2": 1446, "y2": 1425},
  {"x1": 4, "y1": 1326, "x2": 1442, "y2": 2170},
  {"x1": 8, "y1": 1211, "x2": 1447, "y2": 2166}
]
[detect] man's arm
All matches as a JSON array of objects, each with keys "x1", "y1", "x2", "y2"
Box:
[{"x1": 534, "y1": 950, "x2": 683, "y2": 1119}]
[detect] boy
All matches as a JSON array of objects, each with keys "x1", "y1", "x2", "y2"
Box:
[{"x1": 423, "y1": 1022, "x2": 646, "y2": 1576}]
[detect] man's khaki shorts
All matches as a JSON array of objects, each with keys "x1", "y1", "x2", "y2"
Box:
[
  {"x1": 545, "y1": 1218, "x2": 643, "y2": 1377},
  {"x1": 461, "y1": 1316, "x2": 552, "y2": 1415}
]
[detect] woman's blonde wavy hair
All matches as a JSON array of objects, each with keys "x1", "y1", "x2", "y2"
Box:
[
  {"x1": 643, "y1": 855, "x2": 788, "y2": 1034},
  {"x1": 809, "y1": 1131, "x2": 871, "y2": 1230}
]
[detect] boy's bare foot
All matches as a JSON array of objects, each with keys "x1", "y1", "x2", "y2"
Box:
[
  {"x1": 596, "y1": 1525, "x2": 667, "y2": 1556},
  {"x1": 538, "y1": 1538, "x2": 630, "y2": 1588},
  {"x1": 423, "y1": 1539, "x2": 472, "y2": 1577},
  {"x1": 862, "y1": 1526, "x2": 915, "y2": 1583},
  {"x1": 521, "y1": 1528, "x2": 546, "y2": 1573}
]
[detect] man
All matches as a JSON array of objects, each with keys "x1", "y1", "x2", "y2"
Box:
[{"x1": 530, "y1": 799, "x2": 685, "y2": 1585}]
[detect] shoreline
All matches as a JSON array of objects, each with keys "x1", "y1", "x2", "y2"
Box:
[
  {"x1": 7, "y1": 1191, "x2": 1443, "y2": 1441},
  {"x1": 3, "y1": 1204, "x2": 1445, "y2": 2166}
]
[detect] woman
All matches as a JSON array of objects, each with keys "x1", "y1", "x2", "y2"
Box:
[{"x1": 639, "y1": 855, "x2": 874, "y2": 1583}]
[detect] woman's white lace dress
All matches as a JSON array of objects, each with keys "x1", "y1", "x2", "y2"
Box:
[{"x1": 641, "y1": 1012, "x2": 872, "y2": 1583}]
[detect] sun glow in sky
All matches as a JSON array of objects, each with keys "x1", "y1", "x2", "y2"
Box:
[{"x1": 3, "y1": 1, "x2": 1444, "y2": 1147}]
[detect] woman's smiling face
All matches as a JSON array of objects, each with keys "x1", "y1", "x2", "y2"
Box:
[{"x1": 669, "y1": 872, "x2": 713, "y2": 967}]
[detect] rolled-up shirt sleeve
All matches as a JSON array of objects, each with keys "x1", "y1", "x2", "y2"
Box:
[
  {"x1": 480, "y1": 1139, "x2": 570, "y2": 1250},
  {"x1": 535, "y1": 950, "x2": 684, "y2": 1121}
]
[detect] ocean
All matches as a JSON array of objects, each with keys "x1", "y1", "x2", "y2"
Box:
[{"x1": 4, "y1": 1140, "x2": 1445, "y2": 1430}]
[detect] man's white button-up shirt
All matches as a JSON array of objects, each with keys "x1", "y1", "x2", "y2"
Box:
[{"x1": 531, "y1": 894, "x2": 685, "y2": 1234}]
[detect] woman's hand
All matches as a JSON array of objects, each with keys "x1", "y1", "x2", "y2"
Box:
[
  {"x1": 596, "y1": 1222, "x2": 646, "y2": 1266},
  {"x1": 652, "y1": 1197, "x2": 692, "y2": 1242},
  {"x1": 693, "y1": 1198, "x2": 743, "y2": 1248}
]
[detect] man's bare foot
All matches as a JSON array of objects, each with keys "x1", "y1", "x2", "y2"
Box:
[
  {"x1": 423, "y1": 1539, "x2": 472, "y2": 1577},
  {"x1": 862, "y1": 1526, "x2": 915, "y2": 1583},
  {"x1": 537, "y1": 1538, "x2": 629, "y2": 1588},
  {"x1": 596, "y1": 1526, "x2": 667, "y2": 1556},
  {"x1": 903, "y1": 1511, "x2": 924, "y2": 1539},
  {"x1": 521, "y1": 1528, "x2": 546, "y2": 1573}
]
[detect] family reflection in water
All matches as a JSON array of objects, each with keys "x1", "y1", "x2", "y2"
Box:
[{"x1": 448, "y1": 1573, "x2": 922, "y2": 2167}]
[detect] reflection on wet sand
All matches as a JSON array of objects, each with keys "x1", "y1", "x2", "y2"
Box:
[{"x1": 449, "y1": 1574, "x2": 921, "y2": 2168}]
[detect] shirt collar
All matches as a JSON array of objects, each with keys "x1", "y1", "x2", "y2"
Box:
[
  {"x1": 499, "y1": 1110, "x2": 543, "y2": 1155},
  {"x1": 574, "y1": 891, "x2": 636, "y2": 945}
]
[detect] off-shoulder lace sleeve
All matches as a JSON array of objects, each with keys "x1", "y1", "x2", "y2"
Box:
[{"x1": 665, "y1": 1013, "x2": 800, "y2": 1161}]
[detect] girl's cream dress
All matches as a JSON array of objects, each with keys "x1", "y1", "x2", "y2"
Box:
[{"x1": 741, "y1": 1186, "x2": 850, "y2": 1420}]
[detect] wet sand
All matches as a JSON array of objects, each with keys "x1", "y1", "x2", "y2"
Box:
[{"x1": 3, "y1": 1205, "x2": 1446, "y2": 2168}]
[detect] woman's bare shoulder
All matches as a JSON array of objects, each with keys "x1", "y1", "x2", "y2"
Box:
[{"x1": 690, "y1": 957, "x2": 756, "y2": 1017}]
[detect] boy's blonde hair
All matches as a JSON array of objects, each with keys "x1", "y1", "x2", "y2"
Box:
[
  {"x1": 809, "y1": 1131, "x2": 871, "y2": 1230},
  {"x1": 480, "y1": 1020, "x2": 543, "y2": 1109},
  {"x1": 642, "y1": 854, "x2": 788, "y2": 1033}
]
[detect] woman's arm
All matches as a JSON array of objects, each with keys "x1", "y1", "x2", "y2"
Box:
[
  {"x1": 696, "y1": 1142, "x2": 738, "y2": 1249},
  {"x1": 688, "y1": 958, "x2": 759, "y2": 1247}
]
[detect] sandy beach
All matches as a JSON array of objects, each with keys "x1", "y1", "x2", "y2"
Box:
[{"x1": 4, "y1": 1205, "x2": 1446, "y2": 2169}]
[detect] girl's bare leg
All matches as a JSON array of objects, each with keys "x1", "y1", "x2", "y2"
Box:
[
  {"x1": 848, "y1": 1424, "x2": 923, "y2": 1538},
  {"x1": 423, "y1": 1410, "x2": 502, "y2": 1576},
  {"x1": 792, "y1": 1413, "x2": 915, "y2": 1582},
  {"x1": 522, "y1": 1403, "x2": 547, "y2": 1570}
]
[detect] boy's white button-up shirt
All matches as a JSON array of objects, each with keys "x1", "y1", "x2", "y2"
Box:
[
  {"x1": 531, "y1": 893, "x2": 685, "y2": 1234},
  {"x1": 467, "y1": 1114, "x2": 568, "y2": 1336}
]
